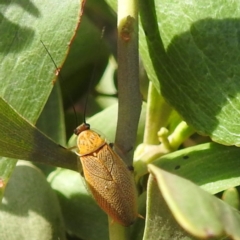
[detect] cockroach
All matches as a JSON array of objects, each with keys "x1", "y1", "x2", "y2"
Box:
[
  {"x1": 74, "y1": 122, "x2": 138, "y2": 226},
  {"x1": 41, "y1": 38, "x2": 138, "y2": 226}
]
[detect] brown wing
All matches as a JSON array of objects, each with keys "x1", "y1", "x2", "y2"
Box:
[{"x1": 80, "y1": 144, "x2": 137, "y2": 226}]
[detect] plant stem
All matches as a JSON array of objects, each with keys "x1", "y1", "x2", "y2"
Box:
[
  {"x1": 110, "y1": 0, "x2": 140, "y2": 239},
  {"x1": 168, "y1": 121, "x2": 195, "y2": 150},
  {"x1": 115, "y1": 0, "x2": 141, "y2": 167},
  {"x1": 143, "y1": 82, "x2": 172, "y2": 145},
  {"x1": 108, "y1": 216, "x2": 130, "y2": 240}
]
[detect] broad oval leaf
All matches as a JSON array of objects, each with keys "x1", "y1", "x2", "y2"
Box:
[
  {"x1": 143, "y1": 172, "x2": 193, "y2": 240},
  {"x1": 154, "y1": 142, "x2": 240, "y2": 194},
  {"x1": 139, "y1": 0, "x2": 240, "y2": 146},
  {"x1": 147, "y1": 165, "x2": 240, "y2": 239},
  {"x1": 0, "y1": 162, "x2": 65, "y2": 240},
  {"x1": 0, "y1": 0, "x2": 82, "y2": 123},
  {"x1": 0, "y1": 97, "x2": 78, "y2": 171},
  {"x1": 0, "y1": 0, "x2": 82, "y2": 199}
]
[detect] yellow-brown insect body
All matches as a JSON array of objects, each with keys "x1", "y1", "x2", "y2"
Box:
[{"x1": 75, "y1": 123, "x2": 138, "y2": 226}]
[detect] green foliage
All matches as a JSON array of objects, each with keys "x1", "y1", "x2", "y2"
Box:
[
  {"x1": 1, "y1": 0, "x2": 240, "y2": 240},
  {"x1": 0, "y1": 162, "x2": 66, "y2": 240}
]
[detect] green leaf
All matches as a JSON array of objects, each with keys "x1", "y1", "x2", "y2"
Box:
[
  {"x1": 0, "y1": 0, "x2": 81, "y2": 198},
  {"x1": 139, "y1": 0, "x2": 240, "y2": 146},
  {"x1": 222, "y1": 188, "x2": 240, "y2": 210},
  {"x1": 0, "y1": 157, "x2": 17, "y2": 200},
  {"x1": 48, "y1": 168, "x2": 109, "y2": 240},
  {"x1": 0, "y1": 97, "x2": 78, "y2": 171},
  {"x1": 0, "y1": 0, "x2": 82, "y2": 123},
  {"x1": 104, "y1": 0, "x2": 117, "y2": 12},
  {"x1": 0, "y1": 162, "x2": 65, "y2": 240},
  {"x1": 143, "y1": 173, "x2": 193, "y2": 240},
  {"x1": 36, "y1": 82, "x2": 66, "y2": 146},
  {"x1": 130, "y1": 192, "x2": 146, "y2": 240},
  {"x1": 35, "y1": 81, "x2": 67, "y2": 175},
  {"x1": 59, "y1": 13, "x2": 110, "y2": 110},
  {"x1": 154, "y1": 142, "x2": 240, "y2": 194},
  {"x1": 147, "y1": 165, "x2": 240, "y2": 239}
]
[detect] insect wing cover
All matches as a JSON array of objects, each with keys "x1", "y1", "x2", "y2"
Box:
[{"x1": 76, "y1": 126, "x2": 138, "y2": 226}]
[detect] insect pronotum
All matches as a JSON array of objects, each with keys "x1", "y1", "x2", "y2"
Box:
[{"x1": 74, "y1": 122, "x2": 138, "y2": 226}]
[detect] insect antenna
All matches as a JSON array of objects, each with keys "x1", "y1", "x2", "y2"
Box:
[
  {"x1": 40, "y1": 40, "x2": 78, "y2": 128},
  {"x1": 82, "y1": 27, "x2": 106, "y2": 126}
]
